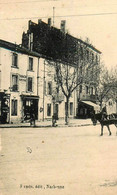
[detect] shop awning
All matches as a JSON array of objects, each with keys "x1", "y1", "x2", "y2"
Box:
[
  {"x1": 81, "y1": 101, "x2": 100, "y2": 112},
  {"x1": 20, "y1": 94, "x2": 39, "y2": 100}
]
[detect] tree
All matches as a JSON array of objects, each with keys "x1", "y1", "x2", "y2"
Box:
[
  {"x1": 46, "y1": 51, "x2": 100, "y2": 124},
  {"x1": 96, "y1": 65, "x2": 117, "y2": 109}
]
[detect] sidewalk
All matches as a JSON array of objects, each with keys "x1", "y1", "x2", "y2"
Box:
[{"x1": 0, "y1": 118, "x2": 94, "y2": 128}]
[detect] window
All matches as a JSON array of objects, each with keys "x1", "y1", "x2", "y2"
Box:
[
  {"x1": 86, "y1": 86, "x2": 88, "y2": 94},
  {"x1": 79, "y1": 85, "x2": 82, "y2": 93},
  {"x1": 11, "y1": 100, "x2": 17, "y2": 116},
  {"x1": 47, "y1": 81, "x2": 52, "y2": 95},
  {"x1": 92, "y1": 53, "x2": 94, "y2": 63},
  {"x1": 86, "y1": 50, "x2": 89, "y2": 61},
  {"x1": 80, "y1": 66, "x2": 82, "y2": 75},
  {"x1": 80, "y1": 46, "x2": 83, "y2": 60},
  {"x1": 47, "y1": 104, "x2": 51, "y2": 116},
  {"x1": 96, "y1": 55, "x2": 98, "y2": 63},
  {"x1": 70, "y1": 102, "x2": 73, "y2": 115},
  {"x1": 12, "y1": 75, "x2": 18, "y2": 91},
  {"x1": 12, "y1": 53, "x2": 18, "y2": 67},
  {"x1": 27, "y1": 77, "x2": 33, "y2": 92},
  {"x1": 109, "y1": 101, "x2": 112, "y2": 106},
  {"x1": 91, "y1": 87, "x2": 93, "y2": 95},
  {"x1": 29, "y1": 57, "x2": 33, "y2": 71}
]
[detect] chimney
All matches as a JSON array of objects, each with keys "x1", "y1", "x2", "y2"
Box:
[
  {"x1": 60, "y1": 20, "x2": 66, "y2": 33},
  {"x1": 38, "y1": 19, "x2": 42, "y2": 24},
  {"x1": 48, "y1": 18, "x2": 52, "y2": 27},
  {"x1": 28, "y1": 20, "x2": 32, "y2": 30}
]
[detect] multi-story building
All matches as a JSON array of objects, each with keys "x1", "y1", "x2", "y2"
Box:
[
  {"x1": 0, "y1": 19, "x2": 101, "y2": 124},
  {"x1": 22, "y1": 19, "x2": 101, "y2": 119},
  {"x1": 0, "y1": 40, "x2": 40, "y2": 123}
]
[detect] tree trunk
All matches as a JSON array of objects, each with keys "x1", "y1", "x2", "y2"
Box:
[
  {"x1": 99, "y1": 99, "x2": 103, "y2": 110},
  {"x1": 65, "y1": 96, "x2": 69, "y2": 125}
]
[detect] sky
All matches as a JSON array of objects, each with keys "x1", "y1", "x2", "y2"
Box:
[{"x1": 0, "y1": 0, "x2": 117, "y2": 69}]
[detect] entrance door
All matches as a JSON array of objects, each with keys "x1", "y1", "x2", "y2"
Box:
[
  {"x1": 23, "y1": 99, "x2": 38, "y2": 120},
  {"x1": 0, "y1": 93, "x2": 10, "y2": 124}
]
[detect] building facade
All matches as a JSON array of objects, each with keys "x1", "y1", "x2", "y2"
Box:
[
  {"x1": 22, "y1": 19, "x2": 101, "y2": 119},
  {"x1": 0, "y1": 19, "x2": 102, "y2": 124},
  {"x1": 0, "y1": 40, "x2": 40, "y2": 123}
]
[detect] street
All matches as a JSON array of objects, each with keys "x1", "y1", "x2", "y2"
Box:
[{"x1": 0, "y1": 124, "x2": 117, "y2": 195}]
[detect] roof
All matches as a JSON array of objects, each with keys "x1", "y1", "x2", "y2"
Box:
[
  {"x1": 22, "y1": 20, "x2": 101, "y2": 65},
  {"x1": 29, "y1": 20, "x2": 101, "y2": 54},
  {"x1": 0, "y1": 39, "x2": 41, "y2": 58}
]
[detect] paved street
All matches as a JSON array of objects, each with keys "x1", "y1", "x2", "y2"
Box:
[{"x1": 0, "y1": 125, "x2": 117, "y2": 195}]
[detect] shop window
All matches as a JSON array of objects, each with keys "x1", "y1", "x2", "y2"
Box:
[
  {"x1": 11, "y1": 100, "x2": 17, "y2": 116},
  {"x1": 12, "y1": 75, "x2": 18, "y2": 91},
  {"x1": 70, "y1": 102, "x2": 73, "y2": 115},
  {"x1": 12, "y1": 53, "x2": 18, "y2": 67},
  {"x1": 47, "y1": 81, "x2": 52, "y2": 95},
  {"x1": 27, "y1": 77, "x2": 33, "y2": 92},
  {"x1": 29, "y1": 57, "x2": 33, "y2": 71},
  {"x1": 47, "y1": 104, "x2": 51, "y2": 116}
]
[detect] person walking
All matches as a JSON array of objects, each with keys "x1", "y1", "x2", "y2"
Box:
[{"x1": 30, "y1": 112, "x2": 36, "y2": 127}]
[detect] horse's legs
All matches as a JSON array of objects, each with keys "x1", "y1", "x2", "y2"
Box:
[
  {"x1": 100, "y1": 125, "x2": 103, "y2": 136},
  {"x1": 107, "y1": 125, "x2": 111, "y2": 136}
]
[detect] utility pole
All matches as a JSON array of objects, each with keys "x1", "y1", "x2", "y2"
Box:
[{"x1": 53, "y1": 7, "x2": 55, "y2": 26}]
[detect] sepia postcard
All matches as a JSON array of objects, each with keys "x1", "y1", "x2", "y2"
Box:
[{"x1": 0, "y1": 0, "x2": 117, "y2": 194}]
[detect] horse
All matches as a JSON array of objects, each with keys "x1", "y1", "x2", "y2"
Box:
[{"x1": 91, "y1": 112, "x2": 117, "y2": 136}]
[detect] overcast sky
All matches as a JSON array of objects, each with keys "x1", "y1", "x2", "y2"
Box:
[{"x1": 0, "y1": 0, "x2": 117, "y2": 69}]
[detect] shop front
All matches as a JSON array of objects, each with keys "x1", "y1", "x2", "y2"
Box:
[
  {"x1": 77, "y1": 101, "x2": 100, "y2": 119},
  {"x1": 0, "y1": 92, "x2": 10, "y2": 124},
  {"x1": 21, "y1": 95, "x2": 39, "y2": 121}
]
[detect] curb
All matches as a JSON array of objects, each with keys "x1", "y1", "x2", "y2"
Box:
[{"x1": 0, "y1": 123, "x2": 94, "y2": 128}]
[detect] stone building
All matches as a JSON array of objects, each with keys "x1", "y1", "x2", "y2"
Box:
[
  {"x1": 0, "y1": 19, "x2": 101, "y2": 124},
  {"x1": 22, "y1": 19, "x2": 101, "y2": 119},
  {"x1": 0, "y1": 40, "x2": 40, "y2": 123}
]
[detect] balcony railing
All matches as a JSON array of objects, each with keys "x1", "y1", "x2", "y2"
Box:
[{"x1": 12, "y1": 84, "x2": 18, "y2": 91}]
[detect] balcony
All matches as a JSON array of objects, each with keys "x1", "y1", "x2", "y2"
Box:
[{"x1": 12, "y1": 84, "x2": 18, "y2": 92}]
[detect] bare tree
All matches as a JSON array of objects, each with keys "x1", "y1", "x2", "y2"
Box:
[
  {"x1": 46, "y1": 53, "x2": 100, "y2": 124},
  {"x1": 96, "y1": 65, "x2": 117, "y2": 109}
]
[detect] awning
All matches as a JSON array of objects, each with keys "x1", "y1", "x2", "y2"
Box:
[
  {"x1": 81, "y1": 101, "x2": 100, "y2": 113},
  {"x1": 20, "y1": 94, "x2": 39, "y2": 100}
]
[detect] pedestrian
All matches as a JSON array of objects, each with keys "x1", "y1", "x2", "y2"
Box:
[
  {"x1": 52, "y1": 114, "x2": 57, "y2": 127},
  {"x1": 30, "y1": 112, "x2": 36, "y2": 127},
  {"x1": 101, "y1": 105, "x2": 108, "y2": 120}
]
